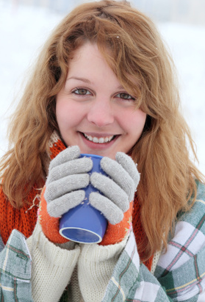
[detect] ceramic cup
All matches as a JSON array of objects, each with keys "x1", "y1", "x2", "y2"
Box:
[{"x1": 59, "y1": 154, "x2": 108, "y2": 244}]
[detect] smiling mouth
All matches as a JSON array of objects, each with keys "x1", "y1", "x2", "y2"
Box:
[{"x1": 82, "y1": 133, "x2": 118, "y2": 144}]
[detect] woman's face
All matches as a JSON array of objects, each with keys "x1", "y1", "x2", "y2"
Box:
[{"x1": 56, "y1": 42, "x2": 146, "y2": 159}]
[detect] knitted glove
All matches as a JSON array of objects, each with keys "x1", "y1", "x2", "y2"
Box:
[
  {"x1": 89, "y1": 152, "x2": 140, "y2": 245},
  {"x1": 38, "y1": 146, "x2": 93, "y2": 243}
]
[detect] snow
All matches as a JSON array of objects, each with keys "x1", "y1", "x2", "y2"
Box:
[{"x1": 0, "y1": 1, "x2": 205, "y2": 174}]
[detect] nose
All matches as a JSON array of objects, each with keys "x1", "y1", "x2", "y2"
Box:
[{"x1": 87, "y1": 98, "x2": 114, "y2": 127}]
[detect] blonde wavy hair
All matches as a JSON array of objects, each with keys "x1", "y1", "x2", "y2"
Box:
[{"x1": 0, "y1": 0, "x2": 204, "y2": 260}]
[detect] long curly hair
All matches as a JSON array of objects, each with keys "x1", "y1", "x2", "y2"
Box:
[{"x1": 0, "y1": 0, "x2": 204, "y2": 260}]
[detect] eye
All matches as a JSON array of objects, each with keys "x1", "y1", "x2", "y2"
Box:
[
  {"x1": 115, "y1": 92, "x2": 135, "y2": 101},
  {"x1": 72, "y1": 88, "x2": 92, "y2": 95}
]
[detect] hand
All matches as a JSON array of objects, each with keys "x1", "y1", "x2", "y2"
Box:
[
  {"x1": 45, "y1": 145, "x2": 93, "y2": 217},
  {"x1": 39, "y1": 145, "x2": 93, "y2": 243},
  {"x1": 90, "y1": 152, "x2": 140, "y2": 224},
  {"x1": 89, "y1": 152, "x2": 140, "y2": 245}
]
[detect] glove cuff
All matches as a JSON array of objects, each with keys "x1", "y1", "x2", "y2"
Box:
[
  {"x1": 99, "y1": 202, "x2": 133, "y2": 246},
  {"x1": 38, "y1": 187, "x2": 68, "y2": 244}
]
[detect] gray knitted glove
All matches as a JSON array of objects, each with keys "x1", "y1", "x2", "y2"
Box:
[
  {"x1": 44, "y1": 145, "x2": 93, "y2": 217},
  {"x1": 89, "y1": 152, "x2": 140, "y2": 225}
]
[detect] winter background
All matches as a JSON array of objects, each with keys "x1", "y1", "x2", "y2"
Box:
[{"x1": 0, "y1": 0, "x2": 205, "y2": 173}]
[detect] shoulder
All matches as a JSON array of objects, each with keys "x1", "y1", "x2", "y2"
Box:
[
  {"x1": 154, "y1": 182, "x2": 205, "y2": 300},
  {"x1": 177, "y1": 180, "x2": 205, "y2": 232},
  {"x1": 155, "y1": 180, "x2": 205, "y2": 276}
]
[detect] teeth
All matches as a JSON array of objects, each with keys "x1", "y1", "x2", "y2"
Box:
[{"x1": 83, "y1": 133, "x2": 114, "y2": 143}]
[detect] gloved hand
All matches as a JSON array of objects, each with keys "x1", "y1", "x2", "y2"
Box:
[
  {"x1": 89, "y1": 152, "x2": 140, "y2": 245},
  {"x1": 38, "y1": 145, "x2": 93, "y2": 243}
]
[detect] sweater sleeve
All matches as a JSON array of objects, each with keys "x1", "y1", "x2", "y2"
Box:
[
  {"x1": 76, "y1": 235, "x2": 128, "y2": 302},
  {"x1": 26, "y1": 221, "x2": 80, "y2": 302}
]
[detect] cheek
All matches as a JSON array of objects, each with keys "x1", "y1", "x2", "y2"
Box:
[
  {"x1": 56, "y1": 99, "x2": 80, "y2": 130},
  {"x1": 123, "y1": 109, "x2": 147, "y2": 136},
  {"x1": 56, "y1": 100, "x2": 69, "y2": 129},
  {"x1": 137, "y1": 110, "x2": 147, "y2": 131}
]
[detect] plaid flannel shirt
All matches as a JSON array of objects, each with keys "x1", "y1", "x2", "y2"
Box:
[
  {"x1": 0, "y1": 229, "x2": 33, "y2": 301},
  {"x1": 0, "y1": 181, "x2": 205, "y2": 301}
]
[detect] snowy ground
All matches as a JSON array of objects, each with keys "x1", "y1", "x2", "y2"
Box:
[{"x1": 0, "y1": 1, "x2": 205, "y2": 174}]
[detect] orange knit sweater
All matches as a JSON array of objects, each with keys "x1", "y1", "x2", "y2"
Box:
[{"x1": 0, "y1": 134, "x2": 153, "y2": 270}]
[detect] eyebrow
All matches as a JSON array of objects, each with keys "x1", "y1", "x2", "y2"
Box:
[
  {"x1": 66, "y1": 76, "x2": 92, "y2": 84},
  {"x1": 67, "y1": 76, "x2": 124, "y2": 90}
]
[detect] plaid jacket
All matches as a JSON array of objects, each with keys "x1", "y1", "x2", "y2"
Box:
[{"x1": 0, "y1": 181, "x2": 205, "y2": 301}]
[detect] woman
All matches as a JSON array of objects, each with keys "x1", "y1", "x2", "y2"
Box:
[{"x1": 0, "y1": 0, "x2": 205, "y2": 301}]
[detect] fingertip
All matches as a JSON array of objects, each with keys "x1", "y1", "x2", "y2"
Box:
[
  {"x1": 49, "y1": 145, "x2": 81, "y2": 169},
  {"x1": 123, "y1": 201, "x2": 130, "y2": 213},
  {"x1": 74, "y1": 189, "x2": 86, "y2": 203},
  {"x1": 79, "y1": 189, "x2": 86, "y2": 200},
  {"x1": 47, "y1": 203, "x2": 61, "y2": 218},
  {"x1": 83, "y1": 173, "x2": 90, "y2": 187},
  {"x1": 89, "y1": 190, "x2": 100, "y2": 202},
  {"x1": 100, "y1": 156, "x2": 113, "y2": 171},
  {"x1": 134, "y1": 171, "x2": 141, "y2": 187},
  {"x1": 90, "y1": 172, "x2": 98, "y2": 186},
  {"x1": 83, "y1": 157, "x2": 93, "y2": 171},
  {"x1": 67, "y1": 145, "x2": 81, "y2": 158},
  {"x1": 115, "y1": 151, "x2": 125, "y2": 161},
  {"x1": 109, "y1": 212, "x2": 124, "y2": 225}
]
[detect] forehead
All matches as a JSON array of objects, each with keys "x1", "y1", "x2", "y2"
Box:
[
  {"x1": 68, "y1": 42, "x2": 113, "y2": 75},
  {"x1": 65, "y1": 41, "x2": 142, "y2": 104},
  {"x1": 66, "y1": 42, "x2": 124, "y2": 89}
]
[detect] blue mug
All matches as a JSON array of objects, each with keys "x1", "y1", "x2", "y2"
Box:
[{"x1": 59, "y1": 154, "x2": 108, "y2": 243}]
